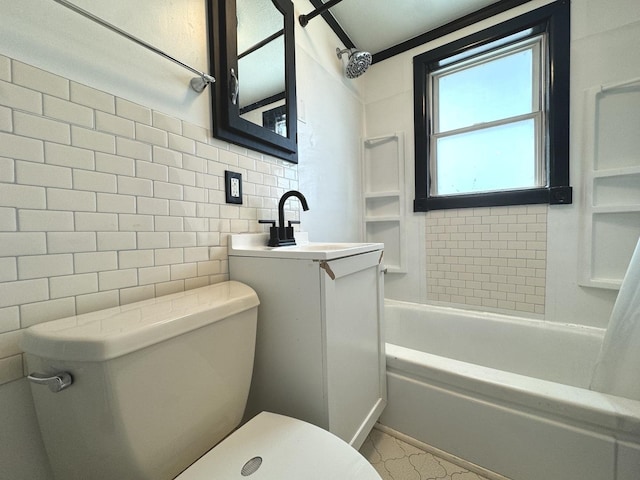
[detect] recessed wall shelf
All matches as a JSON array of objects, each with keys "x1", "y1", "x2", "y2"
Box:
[
  {"x1": 362, "y1": 132, "x2": 406, "y2": 273},
  {"x1": 579, "y1": 78, "x2": 640, "y2": 290}
]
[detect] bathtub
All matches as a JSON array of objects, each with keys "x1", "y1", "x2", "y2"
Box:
[{"x1": 379, "y1": 300, "x2": 640, "y2": 480}]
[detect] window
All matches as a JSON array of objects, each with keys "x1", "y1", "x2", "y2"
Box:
[{"x1": 413, "y1": 1, "x2": 571, "y2": 211}]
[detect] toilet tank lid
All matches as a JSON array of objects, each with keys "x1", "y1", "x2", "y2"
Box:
[{"x1": 21, "y1": 281, "x2": 259, "y2": 362}]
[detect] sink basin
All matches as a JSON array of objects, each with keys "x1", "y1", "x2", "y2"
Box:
[{"x1": 228, "y1": 234, "x2": 383, "y2": 260}]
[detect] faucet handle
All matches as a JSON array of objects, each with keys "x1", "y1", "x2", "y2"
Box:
[
  {"x1": 260, "y1": 220, "x2": 280, "y2": 247},
  {"x1": 288, "y1": 220, "x2": 300, "y2": 227}
]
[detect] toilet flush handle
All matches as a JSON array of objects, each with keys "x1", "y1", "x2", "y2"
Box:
[{"x1": 27, "y1": 372, "x2": 73, "y2": 393}]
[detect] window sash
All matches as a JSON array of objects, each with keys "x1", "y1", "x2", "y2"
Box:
[
  {"x1": 430, "y1": 112, "x2": 545, "y2": 196},
  {"x1": 428, "y1": 35, "x2": 545, "y2": 197}
]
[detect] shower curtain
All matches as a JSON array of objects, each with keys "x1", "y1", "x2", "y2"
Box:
[{"x1": 590, "y1": 235, "x2": 640, "y2": 401}]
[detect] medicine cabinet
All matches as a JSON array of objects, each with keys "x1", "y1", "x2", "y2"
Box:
[{"x1": 207, "y1": 0, "x2": 298, "y2": 163}]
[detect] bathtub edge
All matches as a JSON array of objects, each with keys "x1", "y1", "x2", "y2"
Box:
[{"x1": 385, "y1": 343, "x2": 640, "y2": 438}]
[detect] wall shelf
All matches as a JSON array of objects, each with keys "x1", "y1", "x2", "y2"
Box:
[
  {"x1": 362, "y1": 132, "x2": 406, "y2": 273},
  {"x1": 364, "y1": 191, "x2": 402, "y2": 198},
  {"x1": 364, "y1": 216, "x2": 404, "y2": 223},
  {"x1": 592, "y1": 166, "x2": 640, "y2": 178},
  {"x1": 592, "y1": 205, "x2": 640, "y2": 214},
  {"x1": 579, "y1": 78, "x2": 640, "y2": 290}
]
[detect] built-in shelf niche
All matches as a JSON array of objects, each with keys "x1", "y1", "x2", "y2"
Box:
[
  {"x1": 363, "y1": 132, "x2": 406, "y2": 273},
  {"x1": 579, "y1": 78, "x2": 640, "y2": 289}
]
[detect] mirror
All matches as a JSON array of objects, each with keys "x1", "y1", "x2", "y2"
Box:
[
  {"x1": 237, "y1": 1, "x2": 286, "y2": 135},
  {"x1": 208, "y1": 0, "x2": 297, "y2": 163}
]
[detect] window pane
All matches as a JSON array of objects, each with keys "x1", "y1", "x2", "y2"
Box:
[
  {"x1": 434, "y1": 119, "x2": 538, "y2": 196},
  {"x1": 437, "y1": 48, "x2": 534, "y2": 132}
]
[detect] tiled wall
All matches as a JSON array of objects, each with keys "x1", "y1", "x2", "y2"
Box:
[
  {"x1": 425, "y1": 205, "x2": 547, "y2": 315},
  {"x1": 0, "y1": 54, "x2": 298, "y2": 386}
]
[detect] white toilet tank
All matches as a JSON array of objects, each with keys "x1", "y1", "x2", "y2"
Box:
[{"x1": 21, "y1": 281, "x2": 260, "y2": 480}]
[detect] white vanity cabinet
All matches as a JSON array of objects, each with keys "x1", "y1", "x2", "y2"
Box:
[{"x1": 228, "y1": 235, "x2": 386, "y2": 449}]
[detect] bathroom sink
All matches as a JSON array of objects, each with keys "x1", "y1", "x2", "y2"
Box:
[{"x1": 228, "y1": 234, "x2": 383, "y2": 260}]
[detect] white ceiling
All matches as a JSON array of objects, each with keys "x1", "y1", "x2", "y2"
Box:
[{"x1": 310, "y1": 0, "x2": 503, "y2": 55}]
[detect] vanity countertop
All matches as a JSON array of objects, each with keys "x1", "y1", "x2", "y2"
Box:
[{"x1": 228, "y1": 233, "x2": 383, "y2": 261}]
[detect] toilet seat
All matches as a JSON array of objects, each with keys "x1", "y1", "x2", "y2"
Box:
[{"x1": 175, "y1": 412, "x2": 381, "y2": 479}]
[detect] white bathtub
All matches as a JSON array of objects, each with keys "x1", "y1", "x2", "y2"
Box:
[{"x1": 380, "y1": 300, "x2": 640, "y2": 480}]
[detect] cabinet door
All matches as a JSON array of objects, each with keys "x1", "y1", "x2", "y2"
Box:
[{"x1": 320, "y1": 250, "x2": 386, "y2": 447}]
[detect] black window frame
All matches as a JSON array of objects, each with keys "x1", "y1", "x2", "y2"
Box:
[{"x1": 413, "y1": 0, "x2": 572, "y2": 212}]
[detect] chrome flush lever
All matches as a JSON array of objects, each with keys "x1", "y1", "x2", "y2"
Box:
[{"x1": 27, "y1": 372, "x2": 73, "y2": 393}]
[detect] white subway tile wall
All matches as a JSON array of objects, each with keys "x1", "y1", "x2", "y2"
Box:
[
  {"x1": 0, "y1": 54, "x2": 299, "y2": 386},
  {"x1": 426, "y1": 206, "x2": 548, "y2": 315}
]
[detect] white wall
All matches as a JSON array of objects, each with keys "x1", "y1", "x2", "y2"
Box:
[
  {"x1": 362, "y1": 0, "x2": 640, "y2": 327},
  {"x1": 545, "y1": 0, "x2": 640, "y2": 326},
  {"x1": 294, "y1": 1, "x2": 365, "y2": 242},
  {"x1": 0, "y1": 0, "x2": 211, "y2": 128}
]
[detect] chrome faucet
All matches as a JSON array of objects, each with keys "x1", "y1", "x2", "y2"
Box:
[{"x1": 260, "y1": 190, "x2": 309, "y2": 247}]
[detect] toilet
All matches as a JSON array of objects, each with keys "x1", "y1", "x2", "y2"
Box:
[{"x1": 21, "y1": 281, "x2": 381, "y2": 480}]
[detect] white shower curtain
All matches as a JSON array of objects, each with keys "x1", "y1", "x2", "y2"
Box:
[{"x1": 590, "y1": 235, "x2": 640, "y2": 401}]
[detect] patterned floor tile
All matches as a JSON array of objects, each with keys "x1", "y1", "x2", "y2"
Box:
[{"x1": 360, "y1": 428, "x2": 491, "y2": 480}]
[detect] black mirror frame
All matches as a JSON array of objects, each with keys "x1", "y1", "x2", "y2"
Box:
[{"x1": 207, "y1": 0, "x2": 298, "y2": 163}]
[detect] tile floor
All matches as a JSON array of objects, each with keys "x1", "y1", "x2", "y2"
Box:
[{"x1": 360, "y1": 428, "x2": 493, "y2": 480}]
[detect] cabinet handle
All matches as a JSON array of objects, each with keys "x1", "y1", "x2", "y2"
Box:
[
  {"x1": 230, "y1": 68, "x2": 239, "y2": 105},
  {"x1": 319, "y1": 261, "x2": 336, "y2": 280}
]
